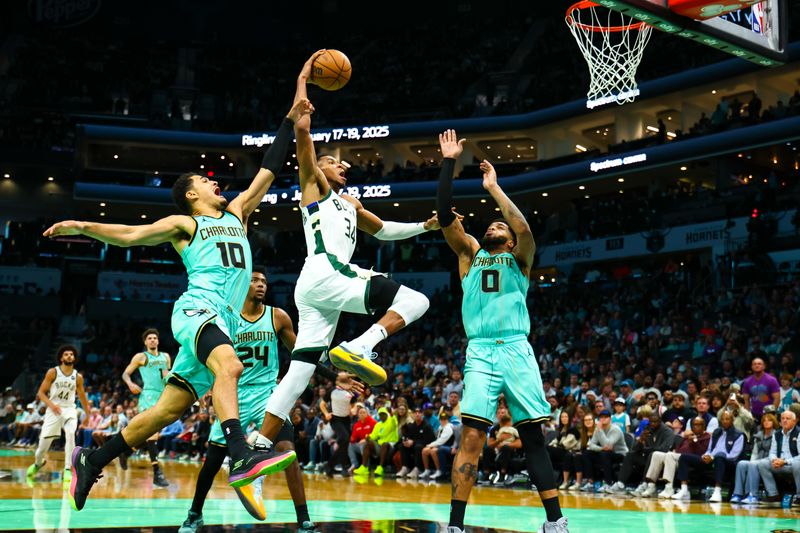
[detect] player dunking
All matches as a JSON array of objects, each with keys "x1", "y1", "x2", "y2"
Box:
[
  {"x1": 436, "y1": 130, "x2": 568, "y2": 533},
  {"x1": 121, "y1": 328, "x2": 171, "y2": 487},
  {"x1": 27, "y1": 345, "x2": 91, "y2": 483},
  {"x1": 180, "y1": 266, "x2": 362, "y2": 533},
  {"x1": 43, "y1": 55, "x2": 317, "y2": 512},
  {"x1": 255, "y1": 53, "x2": 436, "y2": 449}
]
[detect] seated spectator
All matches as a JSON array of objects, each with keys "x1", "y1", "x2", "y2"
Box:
[
  {"x1": 549, "y1": 410, "x2": 581, "y2": 489},
  {"x1": 420, "y1": 411, "x2": 455, "y2": 480},
  {"x1": 79, "y1": 407, "x2": 103, "y2": 448},
  {"x1": 0, "y1": 404, "x2": 17, "y2": 443},
  {"x1": 779, "y1": 374, "x2": 800, "y2": 413},
  {"x1": 570, "y1": 413, "x2": 596, "y2": 492},
  {"x1": 354, "y1": 407, "x2": 399, "y2": 477},
  {"x1": 489, "y1": 413, "x2": 522, "y2": 486},
  {"x1": 347, "y1": 406, "x2": 376, "y2": 474},
  {"x1": 586, "y1": 409, "x2": 629, "y2": 492},
  {"x1": 609, "y1": 414, "x2": 674, "y2": 494},
  {"x1": 158, "y1": 418, "x2": 184, "y2": 455},
  {"x1": 662, "y1": 391, "x2": 695, "y2": 425},
  {"x1": 93, "y1": 412, "x2": 121, "y2": 447},
  {"x1": 756, "y1": 410, "x2": 800, "y2": 506},
  {"x1": 719, "y1": 392, "x2": 755, "y2": 441},
  {"x1": 673, "y1": 410, "x2": 745, "y2": 501},
  {"x1": 730, "y1": 412, "x2": 777, "y2": 504},
  {"x1": 642, "y1": 417, "x2": 710, "y2": 498},
  {"x1": 397, "y1": 406, "x2": 434, "y2": 478},
  {"x1": 694, "y1": 396, "x2": 717, "y2": 433}
]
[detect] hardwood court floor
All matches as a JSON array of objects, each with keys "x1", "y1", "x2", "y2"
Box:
[{"x1": 0, "y1": 449, "x2": 798, "y2": 532}]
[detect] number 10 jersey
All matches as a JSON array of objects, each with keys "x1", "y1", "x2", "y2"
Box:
[{"x1": 461, "y1": 249, "x2": 530, "y2": 340}]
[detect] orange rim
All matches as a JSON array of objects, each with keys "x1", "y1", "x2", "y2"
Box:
[{"x1": 566, "y1": 1, "x2": 649, "y2": 33}]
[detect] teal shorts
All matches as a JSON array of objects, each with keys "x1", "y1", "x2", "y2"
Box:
[
  {"x1": 461, "y1": 335, "x2": 550, "y2": 428},
  {"x1": 138, "y1": 389, "x2": 163, "y2": 411},
  {"x1": 208, "y1": 384, "x2": 289, "y2": 446},
  {"x1": 167, "y1": 292, "x2": 241, "y2": 400}
]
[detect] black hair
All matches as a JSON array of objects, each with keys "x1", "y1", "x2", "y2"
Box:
[
  {"x1": 56, "y1": 344, "x2": 78, "y2": 364},
  {"x1": 252, "y1": 265, "x2": 268, "y2": 279},
  {"x1": 172, "y1": 172, "x2": 199, "y2": 214},
  {"x1": 141, "y1": 328, "x2": 159, "y2": 344},
  {"x1": 489, "y1": 218, "x2": 517, "y2": 244}
]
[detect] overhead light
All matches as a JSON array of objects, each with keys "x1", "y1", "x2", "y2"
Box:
[
  {"x1": 100, "y1": 212, "x2": 106, "y2": 217},
  {"x1": 595, "y1": 129, "x2": 600, "y2": 134},
  {"x1": 140, "y1": 214, "x2": 147, "y2": 219},
  {"x1": 47, "y1": 176, "x2": 54, "y2": 181},
  {"x1": 579, "y1": 185, "x2": 585, "y2": 190},
  {"x1": 617, "y1": 178, "x2": 624, "y2": 183},
  {"x1": 494, "y1": 207, "x2": 500, "y2": 211},
  {"x1": 200, "y1": 164, "x2": 204, "y2": 169},
  {"x1": 666, "y1": 132, "x2": 676, "y2": 138},
  {"x1": 255, "y1": 208, "x2": 260, "y2": 213},
  {"x1": 201, "y1": 154, "x2": 206, "y2": 159},
  {"x1": 533, "y1": 210, "x2": 538, "y2": 215},
  {"x1": 772, "y1": 157, "x2": 778, "y2": 164},
  {"x1": 416, "y1": 149, "x2": 422, "y2": 154},
  {"x1": 584, "y1": 194, "x2": 590, "y2": 199},
  {"x1": 292, "y1": 154, "x2": 296, "y2": 158},
  {"x1": 575, "y1": 144, "x2": 587, "y2": 152},
  {"x1": 100, "y1": 202, "x2": 106, "y2": 207},
  {"x1": 253, "y1": 221, "x2": 259, "y2": 226},
  {"x1": 668, "y1": 116, "x2": 672, "y2": 120},
  {"x1": 229, "y1": 162, "x2": 234, "y2": 167},
  {"x1": 646, "y1": 126, "x2": 659, "y2": 133},
  {"x1": 506, "y1": 144, "x2": 511, "y2": 148},
  {"x1": 516, "y1": 155, "x2": 521, "y2": 158},
  {"x1": 619, "y1": 190, "x2": 624, "y2": 194},
  {"x1": 2, "y1": 174, "x2": 9, "y2": 179},
  {"x1": 496, "y1": 156, "x2": 501, "y2": 160},
  {"x1": 480, "y1": 199, "x2": 487, "y2": 203},
  {"x1": 468, "y1": 213, "x2": 474, "y2": 217},
  {"x1": 680, "y1": 166, "x2": 687, "y2": 171},
  {"x1": 432, "y1": 210, "x2": 437, "y2": 214},
  {"x1": 271, "y1": 216, "x2": 277, "y2": 221},
  {"x1": 286, "y1": 161, "x2": 291, "y2": 166},
  {"x1": 551, "y1": 278, "x2": 556, "y2": 283},
  {"x1": 154, "y1": 171, "x2": 159, "y2": 175},
  {"x1": 393, "y1": 202, "x2": 400, "y2": 207},
  {"x1": 712, "y1": 90, "x2": 717, "y2": 94},
  {"x1": 542, "y1": 192, "x2": 548, "y2": 197},
  {"x1": 292, "y1": 207, "x2": 299, "y2": 211},
  {"x1": 294, "y1": 165, "x2": 299, "y2": 170},
  {"x1": 486, "y1": 145, "x2": 491, "y2": 150},
  {"x1": 220, "y1": 155, "x2": 225, "y2": 160},
  {"x1": 113, "y1": 154, "x2": 119, "y2": 159}
]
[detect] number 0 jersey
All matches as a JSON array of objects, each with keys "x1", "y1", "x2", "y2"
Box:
[
  {"x1": 235, "y1": 306, "x2": 280, "y2": 387},
  {"x1": 300, "y1": 189, "x2": 357, "y2": 264},
  {"x1": 49, "y1": 366, "x2": 77, "y2": 409},
  {"x1": 182, "y1": 211, "x2": 252, "y2": 312},
  {"x1": 461, "y1": 249, "x2": 530, "y2": 340}
]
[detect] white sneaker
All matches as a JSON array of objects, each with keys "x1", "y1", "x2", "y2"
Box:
[
  {"x1": 408, "y1": 467, "x2": 420, "y2": 479},
  {"x1": 658, "y1": 485, "x2": 675, "y2": 499},
  {"x1": 446, "y1": 527, "x2": 465, "y2": 533},
  {"x1": 419, "y1": 469, "x2": 432, "y2": 479},
  {"x1": 641, "y1": 483, "x2": 657, "y2": 498},
  {"x1": 671, "y1": 486, "x2": 690, "y2": 500},
  {"x1": 632, "y1": 482, "x2": 648, "y2": 496},
  {"x1": 599, "y1": 483, "x2": 613, "y2": 494},
  {"x1": 558, "y1": 480, "x2": 569, "y2": 490},
  {"x1": 579, "y1": 480, "x2": 593, "y2": 492},
  {"x1": 430, "y1": 470, "x2": 443, "y2": 480},
  {"x1": 567, "y1": 481, "x2": 581, "y2": 491},
  {"x1": 708, "y1": 488, "x2": 722, "y2": 503},
  {"x1": 609, "y1": 481, "x2": 626, "y2": 494},
  {"x1": 537, "y1": 516, "x2": 569, "y2": 533},
  {"x1": 396, "y1": 466, "x2": 409, "y2": 478}
]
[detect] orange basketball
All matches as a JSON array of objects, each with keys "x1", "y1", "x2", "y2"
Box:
[{"x1": 311, "y1": 49, "x2": 352, "y2": 91}]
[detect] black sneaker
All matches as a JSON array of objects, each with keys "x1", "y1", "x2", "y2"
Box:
[
  {"x1": 178, "y1": 511, "x2": 204, "y2": 533},
  {"x1": 760, "y1": 494, "x2": 782, "y2": 506},
  {"x1": 67, "y1": 446, "x2": 103, "y2": 511},
  {"x1": 153, "y1": 468, "x2": 170, "y2": 488},
  {"x1": 228, "y1": 448, "x2": 296, "y2": 487},
  {"x1": 118, "y1": 453, "x2": 128, "y2": 471}
]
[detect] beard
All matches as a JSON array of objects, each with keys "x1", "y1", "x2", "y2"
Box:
[
  {"x1": 61, "y1": 359, "x2": 74, "y2": 366},
  {"x1": 481, "y1": 234, "x2": 508, "y2": 249}
]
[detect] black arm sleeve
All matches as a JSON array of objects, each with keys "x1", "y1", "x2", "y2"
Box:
[
  {"x1": 314, "y1": 362, "x2": 338, "y2": 382},
  {"x1": 260, "y1": 117, "x2": 295, "y2": 175},
  {"x1": 436, "y1": 158, "x2": 456, "y2": 227}
]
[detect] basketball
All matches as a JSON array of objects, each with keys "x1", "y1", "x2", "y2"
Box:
[{"x1": 311, "y1": 49, "x2": 352, "y2": 91}]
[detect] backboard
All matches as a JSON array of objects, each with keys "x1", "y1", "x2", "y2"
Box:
[{"x1": 593, "y1": 0, "x2": 788, "y2": 66}]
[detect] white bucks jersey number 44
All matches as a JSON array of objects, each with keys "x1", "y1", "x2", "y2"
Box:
[
  {"x1": 50, "y1": 367, "x2": 77, "y2": 409},
  {"x1": 301, "y1": 189, "x2": 357, "y2": 264}
]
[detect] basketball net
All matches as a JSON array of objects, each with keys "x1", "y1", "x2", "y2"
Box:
[{"x1": 566, "y1": 1, "x2": 653, "y2": 109}]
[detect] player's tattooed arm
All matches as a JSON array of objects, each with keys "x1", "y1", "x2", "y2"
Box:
[{"x1": 481, "y1": 160, "x2": 536, "y2": 271}]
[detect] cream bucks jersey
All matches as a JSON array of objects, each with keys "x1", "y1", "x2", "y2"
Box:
[
  {"x1": 49, "y1": 366, "x2": 77, "y2": 409},
  {"x1": 300, "y1": 189, "x2": 357, "y2": 264}
]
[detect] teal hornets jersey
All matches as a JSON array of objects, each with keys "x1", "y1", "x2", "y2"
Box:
[
  {"x1": 461, "y1": 249, "x2": 530, "y2": 340},
  {"x1": 139, "y1": 351, "x2": 168, "y2": 391},
  {"x1": 182, "y1": 211, "x2": 251, "y2": 311},
  {"x1": 235, "y1": 306, "x2": 280, "y2": 387}
]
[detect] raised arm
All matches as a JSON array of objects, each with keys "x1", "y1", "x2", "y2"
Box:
[
  {"x1": 436, "y1": 129, "x2": 480, "y2": 277},
  {"x1": 342, "y1": 194, "x2": 438, "y2": 238},
  {"x1": 36, "y1": 368, "x2": 59, "y2": 415},
  {"x1": 481, "y1": 160, "x2": 536, "y2": 274},
  {"x1": 43, "y1": 215, "x2": 193, "y2": 251},
  {"x1": 122, "y1": 353, "x2": 147, "y2": 395},
  {"x1": 293, "y1": 51, "x2": 331, "y2": 203}
]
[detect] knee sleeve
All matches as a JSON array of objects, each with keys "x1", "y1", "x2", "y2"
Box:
[
  {"x1": 367, "y1": 274, "x2": 401, "y2": 311},
  {"x1": 518, "y1": 422, "x2": 556, "y2": 492},
  {"x1": 265, "y1": 360, "x2": 316, "y2": 420},
  {"x1": 196, "y1": 324, "x2": 233, "y2": 365},
  {"x1": 388, "y1": 285, "x2": 430, "y2": 325}
]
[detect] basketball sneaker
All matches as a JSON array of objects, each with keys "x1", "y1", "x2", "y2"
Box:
[
  {"x1": 68, "y1": 447, "x2": 103, "y2": 511},
  {"x1": 26, "y1": 460, "x2": 45, "y2": 479},
  {"x1": 228, "y1": 448, "x2": 296, "y2": 487},
  {"x1": 298, "y1": 521, "x2": 321, "y2": 533},
  {"x1": 353, "y1": 465, "x2": 369, "y2": 476},
  {"x1": 328, "y1": 342, "x2": 387, "y2": 386},
  {"x1": 374, "y1": 465, "x2": 384, "y2": 477},
  {"x1": 538, "y1": 517, "x2": 569, "y2": 533},
  {"x1": 178, "y1": 511, "x2": 204, "y2": 533},
  {"x1": 153, "y1": 467, "x2": 170, "y2": 488},
  {"x1": 234, "y1": 475, "x2": 266, "y2": 520}
]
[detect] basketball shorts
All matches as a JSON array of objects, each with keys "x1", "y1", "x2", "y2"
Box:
[
  {"x1": 41, "y1": 408, "x2": 77, "y2": 439},
  {"x1": 293, "y1": 253, "x2": 379, "y2": 355},
  {"x1": 461, "y1": 335, "x2": 550, "y2": 428},
  {"x1": 138, "y1": 389, "x2": 163, "y2": 411},
  {"x1": 208, "y1": 384, "x2": 292, "y2": 446},
  {"x1": 168, "y1": 291, "x2": 241, "y2": 400}
]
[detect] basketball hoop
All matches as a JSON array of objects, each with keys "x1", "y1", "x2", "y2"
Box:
[{"x1": 566, "y1": 1, "x2": 653, "y2": 109}]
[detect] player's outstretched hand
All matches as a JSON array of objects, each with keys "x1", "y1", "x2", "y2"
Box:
[
  {"x1": 300, "y1": 49, "x2": 328, "y2": 84},
  {"x1": 336, "y1": 372, "x2": 365, "y2": 395},
  {"x1": 438, "y1": 129, "x2": 465, "y2": 160},
  {"x1": 480, "y1": 160, "x2": 498, "y2": 191},
  {"x1": 43, "y1": 220, "x2": 84, "y2": 238},
  {"x1": 288, "y1": 98, "x2": 315, "y2": 123},
  {"x1": 425, "y1": 209, "x2": 464, "y2": 231}
]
